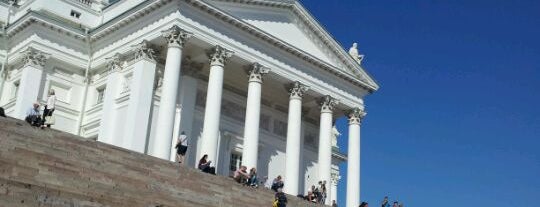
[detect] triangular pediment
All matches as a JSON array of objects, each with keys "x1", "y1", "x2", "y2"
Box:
[
  {"x1": 211, "y1": 1, "x2": 335, "y2": 63},
  {"x1": 207, "y1": 0, "x2": 379, "y2": 91}
]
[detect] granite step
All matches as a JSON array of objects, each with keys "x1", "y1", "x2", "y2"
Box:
[{"x1": 0, "y1": 117, "x2": 326, "y2": 207}]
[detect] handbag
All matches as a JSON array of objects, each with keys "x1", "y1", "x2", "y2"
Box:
[
  {"x1": 44, "y1": 115, "x2": 55, "y2": 125},
  {"x1": 272, "y1": 199, "x2": 279, "y2": 207}
]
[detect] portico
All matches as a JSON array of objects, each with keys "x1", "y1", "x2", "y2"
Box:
[{"x1": 0, "y1": 1, "x2": 378, "y2": 206}]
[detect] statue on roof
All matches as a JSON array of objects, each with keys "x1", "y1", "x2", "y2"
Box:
[{"x1": 348, "y1": 42, "x2": 365, "y2": 65}]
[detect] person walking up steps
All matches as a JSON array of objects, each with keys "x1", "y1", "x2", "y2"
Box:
[{"x1": 175, "y1": 131, "x2": 188, "y2": 164}]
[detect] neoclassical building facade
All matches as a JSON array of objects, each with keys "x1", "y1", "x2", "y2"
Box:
[{"x1": 0, "y1": 0, "x2": 378, "y2": 206}]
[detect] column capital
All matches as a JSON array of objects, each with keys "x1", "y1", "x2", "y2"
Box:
[
  {"x1": 245, "y1": 62, "x2": 270, "y2": 83},
  {"x1": 182, "y1": 56, "x2": 204, "y2": 77},
  {"x1": 162, "y1": 25, "x2": 193, "y2": 48},
  {"x1": 331, "y1": 170, "x2": 341, "y2": 186},
  {"x1": 286, "y1": 81, "x2": 309, "y2": 99},
  {"x1": 206, "y1": 45, "x2": 233, "y2": 66},
  {"x1": 21, "y1": 47, "x2": 50, "y2": 68},
  {"x1": 346, "y1": 107, "x2": 366, "y2": 125},
  {"x1": 132, "y1": 40, "x2": 156, "y2": 62},
  {"x1": 318, "y1": 95, "x2": 339, "y2": 113},
  {"x1": 106, "y1": 53, "x2": 123, "y2": 73}
]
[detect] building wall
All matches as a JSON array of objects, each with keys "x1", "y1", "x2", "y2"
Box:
[{"x1": 0, "y1": 0, "x2": 366, "y2": 203}]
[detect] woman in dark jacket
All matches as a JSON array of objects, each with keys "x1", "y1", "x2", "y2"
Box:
[{"x1": 198, "y1": 154, "x2": 216, "y2": 174}]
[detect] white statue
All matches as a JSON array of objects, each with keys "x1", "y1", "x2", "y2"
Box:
[
  {"x1": 348, "y1": 42, "x2": 365, "y2": 64},
  {"x1": 331, "y1": 125, "x2": 340, "y2": 148}
]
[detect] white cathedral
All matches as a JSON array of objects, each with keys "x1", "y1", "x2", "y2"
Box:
[{"x1": 0, "y1": 0, "x2": 379, "y2": 206}]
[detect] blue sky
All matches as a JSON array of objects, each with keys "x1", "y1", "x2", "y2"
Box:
[{"x1": 300, "y1": 0, "x2": 540, "y2": 206}]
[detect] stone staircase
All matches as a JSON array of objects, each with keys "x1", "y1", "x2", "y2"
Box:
[{"x1": 0, "y1": 117, "x2": 326, "y2": 207}]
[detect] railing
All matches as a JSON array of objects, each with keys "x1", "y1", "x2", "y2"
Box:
[{"x1": 77, "y1": 0, "x2": 91, "y2": 6}]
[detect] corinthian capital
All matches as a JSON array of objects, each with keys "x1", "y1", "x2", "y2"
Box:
[
  {"x1": 106, "y1": 53, "x2": 123, "y2": 73},
  {"x1": 286, "y1": 81, "x2": 309, "y2": 99},
  {"x1": 346, "y1": 107, "x2": 366, "y2": 125},
  {"x1": 206, "y1": 45, "x2": 233, "y2": 66},
  {"x1": 21, "y1": 47, "x2": 50, "y2": 68},
  {"x1": 132, "y1": 40, "x2": 156, "y2": 61},
  {"x1": 318, "y1": 95, "x2": 339, "y2": 113},
  {"x1": 245, "y1": 62, "x2": 270, "y2": 83},
  {"x1": 162, "y1": 25, "x2": 193, "y2": 48}
]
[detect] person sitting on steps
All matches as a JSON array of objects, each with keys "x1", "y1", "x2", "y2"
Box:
[
  {"x1": 271, "y1": 175, "x2": 284, "y2": 192},
  {"x1": 198, "y1": 154, "x2": 215, "y2": 175},
  {"x1": 233, "y1": 165, "x2": 250, "y2": 184},
  {"x1": 25, "y1": 103, "x2": 42, "y2": 127},
  {"x1": 247, "y1": 167, "x2": 258, "y2": 187}
]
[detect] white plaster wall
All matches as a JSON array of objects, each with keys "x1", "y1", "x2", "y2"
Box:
[
  {"x1": 7, "y1": 0, "x2": 100, "y2": 28},
  {"x1": 101, "y1": 0, "x2": 147, "y2": 23},
  {"x1": 0, "y1": 1, "x2": 357, "y2": 199},
  {"x1": 112, "y1": 104, "x2": 128, "y2": 145}
]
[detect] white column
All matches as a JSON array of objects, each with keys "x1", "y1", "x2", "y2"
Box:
[
  {"x1": 98, "y1": 53, "x2": 123, "y2": 145},
  {"x1": 0, "y1": 70, "x2": 6, "y2": 102},
  {"x1": 330, "y1": 170, "x2": 341, "y2": 205},
  {"x1": 122, "y1": 41, "x2": 157, "y2": 153},
  {"x1": 317, "y1": 95, "x2": 338, "y2": 205},
  {"x1": 169, "y1": 57, "x2": 202, "y2": 162},
  {"x1": 199, "y1": 45, "x2": 233, "y2": 165},
  {"x1": 13, "y1": 48, "x2": 49, "y2": 119},
  {"x1": 241, "y1": 63, "x2": 269, "y2": 169},
  {"x1": 346, "y1": 108, "x2": 366, "y2": 207},
  {"x1": 284, "y1": 81, "x2": 309, "y2": 196},
  {"x1": 150, "y1": 26, "x2": 192, "y2": 159}
]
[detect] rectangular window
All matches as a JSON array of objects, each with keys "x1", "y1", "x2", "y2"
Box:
[
  {"x1": 70, "y1": 10, "x2": 81, "y2": 19},
  {"x1": 11, "y1": 82, "x2": 19, "y2": 100},
  {"x1": 96, "y1": 87, "x2": 105, "y2": 104},
  {"x1": 229, "y1": 153, "x2": 243, "y2": 172},
  {"x1": 273, "y1": 120, "x2": 287, "y2": 137}
]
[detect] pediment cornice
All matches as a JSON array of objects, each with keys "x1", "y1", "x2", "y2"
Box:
[
  {"x1": 90, "y1": 0, "x2": 172, "y2": 41},
  {"x1": 4, "y1": 0, "x2": 378, "y2": 92},
  {"x1": 6, "y1": 10, "x2": 87, "y2": 39},
  {"x1": 208, "y1": 0, "x2": 379, "y2": 91},
  {"x1": 189, "y1": 0, "x2": 378, "y2": 92}
]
